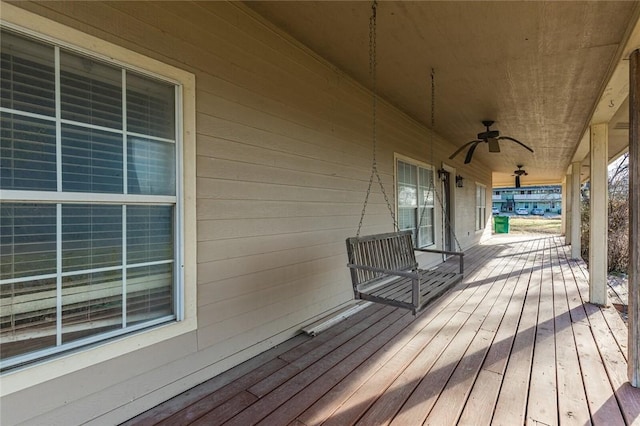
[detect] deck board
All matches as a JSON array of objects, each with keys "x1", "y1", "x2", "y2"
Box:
[
  {"x1": 424, "y1": 241, "x2": 540, "y2": 425},
  {"x1": 155, "y1": 358, "x2": 287, "y2": 426},
  {"x1": 458, "y1": 238, "x2": 542, "y2": 426},
  {"x1": 527, "y1": 242, "x2": 559, "y2": 426},
  {"x1": 551, "y1": 239, "x2": 591, "y2": 426},
  {"x1": 551, "y1": 241, "x2": 624, "y2": 425},
  {"x1": 565, "y1": 253, "x2": 640, "y2": 424},
  {"x1": 388, "y1": 314, "x2": 484, "y2": 426},
  {"x1": 423, "y1": 328, "x2": 494, "y2": 425},
  {"x1": 125, "y1": 235, "x2": 639, "y2": 426},
  {"x1": 248, "y1": 306, "x2": 397, "y2": 398},
  {"x1": 227, "y1": 309, "x2": 411, "y2": 425},
  {"x1": 120, "y1": 334, "x2": 309, "y2": 426},
  {"x1": 491, "y1": 240, "x2": 543, "y2": 426},
  {"x1": 352, "y1": 311, "x2": 470, "y2": 426}
]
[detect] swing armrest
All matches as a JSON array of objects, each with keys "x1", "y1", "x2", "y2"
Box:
[
  {"x1": 346, "y1": 263, "x2": 419, "y2": 279},
  {"x1": 413, "y1": 247, "x2": 464, "y2": 256},
  {"x1": 413, "y1": 248, "x2": 464, "y2": 274}
]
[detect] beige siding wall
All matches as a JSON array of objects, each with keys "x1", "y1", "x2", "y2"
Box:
[{"x1": 1, "y1": 2, "x2": 491, "y2": 424}]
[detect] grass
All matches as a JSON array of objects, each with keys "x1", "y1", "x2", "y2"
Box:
[{"x1": 499, "y1": 216, "x2": 562, "y2": 235}]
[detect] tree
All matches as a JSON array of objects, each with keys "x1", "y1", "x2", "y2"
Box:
[
  {"x1": 608, "y1": 153, "x2": 629, "y2": 272},
  {"x1": 580, "y1": 152, "x2": 629, "y2": 273}
]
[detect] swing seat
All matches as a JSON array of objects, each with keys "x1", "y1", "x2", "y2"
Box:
[{"x1": 346, "y1": 230, "x2": 464, "y2": 315}]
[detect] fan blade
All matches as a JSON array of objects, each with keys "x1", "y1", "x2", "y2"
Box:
[
  {"x1": 449, "y1": 140, "x2": 481, "y2": 160},
  {"x1": 498, "y1": 136, "x2": 534, "y2": 153},
  {"x1": 464, "y1": 141, "x2": 480, "y2": 164},
  {"x1": 488, "y1": 137, "x2": 500, "y2": 153},
  {"x1": 515, "y1": 175, "x2": 521, "y2": 188}
]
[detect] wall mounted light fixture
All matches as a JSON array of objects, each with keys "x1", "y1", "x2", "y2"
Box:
[
  {"x1": 437, "y1": 168, "x2": 447, "y2": 181},
  {"x1": 455, "y1": 175, "x2": 464, "y2": 188}
]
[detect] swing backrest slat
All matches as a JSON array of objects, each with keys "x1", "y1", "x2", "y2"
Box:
[{"x1": 346, "y1": 230, "x2": 418, "y2": 289}]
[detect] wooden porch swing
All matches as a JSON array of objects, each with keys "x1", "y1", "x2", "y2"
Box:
[{"x1": 346, "y1": 1, "x2": 463, "y2": 315}]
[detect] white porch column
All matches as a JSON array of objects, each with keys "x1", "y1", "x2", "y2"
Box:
[
  {"x1": 570, "y1": 162, "x2": 582, "y2": 258},
  {"x1": 628, "y1": 49, "x2": 640, "y2": 386},
  {"x1": 589, "y1": 123, "x2": 608, "y2": 306},
  {"x1": 565, "y1": 174, "x2": 572, "y2": 245},
  {"x1": 560, "y1": 178, "x2": 567, "y2": 236}
]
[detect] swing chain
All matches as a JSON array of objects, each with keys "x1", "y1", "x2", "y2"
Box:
[
  {"x1": 430, "y1": 69, "x2": 463, "y2": 252},
  {"x1": 417, "y1": 69, "x2": 463, "y2": 252},
  {"x1": 431, "y1": 68, "x2": 435, "y2": 135},
  {"x1": 357, "y1": 0, "x2": 398, "y2": 238},
  {"x1": 417, "y1": 69, "x2": 436, "y2": 235}
]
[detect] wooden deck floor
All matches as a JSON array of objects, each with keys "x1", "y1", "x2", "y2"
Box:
[{"x1": 125, "y1": 234, "x2": 640, "y2": 426}]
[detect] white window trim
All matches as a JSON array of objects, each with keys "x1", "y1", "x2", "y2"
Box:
[
  {"x1": 0, "y1": 2, "x2": 197, "y2": 396},
  {"x1": 476, "y1": 182, "x2": 487, "y2": 232},
  {"x1": 394, "y1": 153, "x2": 436, "y2": 248}
]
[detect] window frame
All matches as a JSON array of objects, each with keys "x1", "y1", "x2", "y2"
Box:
[
  {"x1": 476, "y1": 183, "x2": 487, "y2": 231},
  {"x1": 1, "y1": 29, "x2": 181, "y2": 367},
  {"x1": 394, "y1": 154, "x2": 436, "y2": 248},
  {"x1": 0, "y1": 3, "x2": 196, "y2": 395}
]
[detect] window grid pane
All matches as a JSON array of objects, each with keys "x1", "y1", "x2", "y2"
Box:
[
  {"x1": 61, "y1": 125, "x2": 124, "y2": 194},
  {"x1": 60, "y1": 50, "x2": 122, "y2": 129},
  {"x1": 0, "y1": 277, "x2": 57, "y2": 359},
  {"x1": 62, "y1": 205, "x2": 123, "y2": 272},
  {"x1": 418, "y1": 207, "x2": 434, "y2": 246},
  {"x1": 397, "y1": 161, "x2": 417, "y2": 236},
  {"x1": 476, "y1": 185, "x2": 486, "y2": 230},
  {"x1": 127, "y1": 72, "x2": 175, "y2": 139},
  {"x1": 127, "y1": 206, "x2": 174, "y2": 265},
  {"x1": 396, "y1": 160, "x2": 435, "y2": 247},
  {"x1": 127, "y1": 137, "x2": 176, "y2": 196},
  {"x1": 1, "y1": 113, "x2": 57, "y2": 191},
  {"x1": 0, "y1": 30, "x2": 55, "y2": 116},
  {"x1": 0, "y1": 203, "x2": 57, "y2": 280},
  {"x1": 61, "y1": 269, "x2": 123, "y2": 344},
  {"x1": 126, "y1": 263, "x2": 173, "y2": 327}
]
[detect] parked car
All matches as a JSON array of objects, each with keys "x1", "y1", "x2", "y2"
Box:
[
  {"x1": 531, "y1": 208, "x2": 545, "y2": 216},
  {"x1": 515, "y1": 208, "x2": 529, "y2": 215},
  {"x1": 492, "y1": 207, "x2": 500, "y2": 215}
]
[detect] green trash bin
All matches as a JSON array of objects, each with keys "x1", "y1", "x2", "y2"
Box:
[{"x1": 494, "y1": 215, "x2": 510, "y2": 233}]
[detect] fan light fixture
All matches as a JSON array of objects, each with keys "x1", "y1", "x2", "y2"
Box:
[
  {"x1": 449, "y1": 120, "x2": 534, "y2": 164},
  {"x1": 513, "y1": 164, "x2": 528, "y2": 188}
]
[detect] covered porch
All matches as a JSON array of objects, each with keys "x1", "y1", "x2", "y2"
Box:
[
  {"x1": 127, "y1": 234, "x2": 639, "y2": 425},
  {"x1": 2, "y1": 2, "x2": 640, "y2": 425}
]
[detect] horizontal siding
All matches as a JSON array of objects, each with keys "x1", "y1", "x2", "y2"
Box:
[
  {"x1": 0, "y1": 331, "x2": 199, "y2": 425},
  {"x1": 3, "y1": 1, "x2": 491, "y2": 425},
  {"x1": 198, "y1": 242, "x2": 345, "y2": 285},
  {"x1": 195, "y1": 134, "x2": 375, "y2": 186},
  {"x1": 196, "y1": 215, "x2": 381, "y2": 240},
  {"x1": 198, "y1": 229, "x2": 353, "y2": 263}
]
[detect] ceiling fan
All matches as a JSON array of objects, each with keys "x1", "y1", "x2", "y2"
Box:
[
  {"x1": 449, "y1": 120, "x2": 534, "y2": 164},
  {"x1": 513, "y1": 164, "x2": 528, "y2": 188}
]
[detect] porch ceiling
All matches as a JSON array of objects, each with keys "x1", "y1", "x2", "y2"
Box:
[{"x1": 247, "y1": 1, "x2": 639, "y2": 187}]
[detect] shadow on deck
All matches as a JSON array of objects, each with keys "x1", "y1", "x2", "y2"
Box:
[{"x1": 124, "y1": 234, "x2": 640, "y2": 426}]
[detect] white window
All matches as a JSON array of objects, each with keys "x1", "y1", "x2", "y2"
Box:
[
  {"x1": 0, "y1": 28, "x2": 185, "y2": 370},
  {"x1": 396, "y1": 157, "x2": 435, "y2": 247},
  {"x1": 476, "y1": 183, "x2": 487, "y2": 230}
]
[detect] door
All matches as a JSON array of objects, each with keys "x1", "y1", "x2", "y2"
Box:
[{"x1": 442, "y1": 170, "x2": 453, "y2": 253}]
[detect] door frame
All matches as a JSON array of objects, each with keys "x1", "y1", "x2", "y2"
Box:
[{"x1": 441, "y1": 163, "x2": 457, "y2": 255}]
